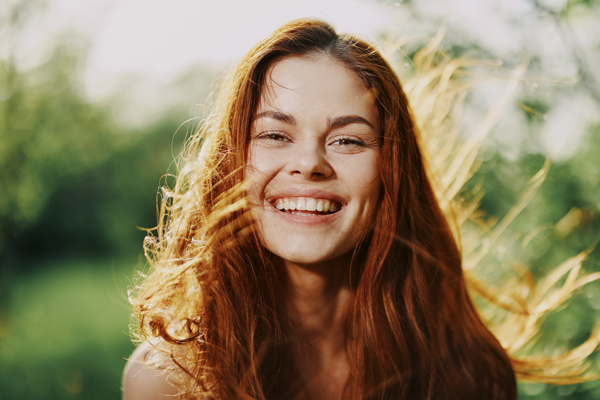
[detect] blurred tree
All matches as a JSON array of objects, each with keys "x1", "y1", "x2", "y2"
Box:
[
  {"x1": 0, "y1": 46, "x2": 121, "y2": 255},
  {"x1": 14, "y1": 113, "x2": 187, "y2": 258},
  {"x1": 0, "y1": 30, "x2": 188, "y2": 263}
]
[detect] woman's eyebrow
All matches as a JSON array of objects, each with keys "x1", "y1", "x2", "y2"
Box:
[
  {"x1": 328, "y1": 115, "x2": 375, "y2": 131},
  {"x1": 255, "y1": 110, "x2": 296, "y2": 125},
  {"x1": 254, "y1": 111, "x2": 375, "y2": 131}
]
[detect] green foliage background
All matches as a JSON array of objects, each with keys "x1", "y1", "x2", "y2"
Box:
[
  {"x1": 1, "y1": 1, "x2": 599, "y2": 399},
  {"x1": 1, "y1": 12, "x2": 189, "y2": 396}
]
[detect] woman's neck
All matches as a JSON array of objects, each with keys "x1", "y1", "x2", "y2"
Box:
[
  {"x1": 284, "y1": 259, "x2": 351, "y2": 341},
  {"x1": 280, "y1": 255, "x2": 354, "y2": 400}
]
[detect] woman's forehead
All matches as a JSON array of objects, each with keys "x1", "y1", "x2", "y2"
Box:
[
  {"x1": 261, "y1": 54, "x2": 365, "y2": 96},
  {"x1": 256, "y1": 55, "x2": 379, "y2": 131}
]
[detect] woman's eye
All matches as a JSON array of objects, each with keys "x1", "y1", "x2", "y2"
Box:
[
  {"x1": 331, "y1": 137, "x2": 366, "y2": 147},
  {"x1": 257, "y1": 131, "x2": 289, "y2": 142}
]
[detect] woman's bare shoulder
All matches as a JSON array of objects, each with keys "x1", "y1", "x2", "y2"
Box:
[{"x1": 122, "y1": 341, "x2": 179, "y2": 400}]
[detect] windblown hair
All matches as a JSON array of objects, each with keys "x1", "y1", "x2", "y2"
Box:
[{"x1": 132, "y1": 19, "x2": 522, "y2": 399}]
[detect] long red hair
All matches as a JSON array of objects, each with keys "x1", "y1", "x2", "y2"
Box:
[{"x1": 132, "y1": 19, "x2": 516, "y2": 399}]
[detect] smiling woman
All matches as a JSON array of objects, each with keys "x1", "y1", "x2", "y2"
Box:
[
  {"x1": 248, "y1": 55, "x2": 381, "y2": 267},
  {"x1": 123, "y1": 19, "x2": 517, "y2": 400}
]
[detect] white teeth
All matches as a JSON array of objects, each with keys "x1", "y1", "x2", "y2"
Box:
[
  {"x1": 316, "y1": 200, "x2": 324, "y2": 212},
  {"x1": 272, "y1": 197, "x2": 341, "y2": 213},
  {"x1": 296, "y1": 198, "x2": 306, "y2": 211}
]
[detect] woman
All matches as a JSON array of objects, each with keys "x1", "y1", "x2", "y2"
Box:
[{"x1": 123, "y1": 19, "x2": 517, "y2": 399}]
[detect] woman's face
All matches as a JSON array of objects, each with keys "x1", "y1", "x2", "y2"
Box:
[{"x1": 246, "y1": 55, "x2": 381, "y2": 267}]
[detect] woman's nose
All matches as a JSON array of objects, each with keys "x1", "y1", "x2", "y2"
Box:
[{"x1": 286, "y1": 140, "x2": 333, "y2": 180}]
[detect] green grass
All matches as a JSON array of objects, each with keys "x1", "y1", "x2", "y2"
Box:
[{"x1": 0, "y1": 257, "x2": 140, "y2": 399}]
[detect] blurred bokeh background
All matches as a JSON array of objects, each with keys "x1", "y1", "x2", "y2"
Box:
[{"x1": 1, "y1": 0, "x2": 599, "y2": 399}]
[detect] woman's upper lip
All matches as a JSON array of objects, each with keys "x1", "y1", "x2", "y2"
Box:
[{"x1": 265, "y1": 188, "x2": 346, "y2": 206}]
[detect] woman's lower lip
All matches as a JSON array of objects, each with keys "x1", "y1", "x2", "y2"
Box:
[
  {"x1": 286, "y1": 210, "x2": 328, "y2": 216},
  {"x1": 269, "y1": 207, "x2": 341, "y2": 226}
]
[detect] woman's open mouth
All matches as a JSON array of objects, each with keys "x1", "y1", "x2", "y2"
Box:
[{"x1": 272, "y1": 197, "x2": 342, "y2": 215}]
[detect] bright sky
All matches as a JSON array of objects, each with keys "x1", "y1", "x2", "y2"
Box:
[{"x1": 38, "y1": 0, "x2": 394, "y2": 98}]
